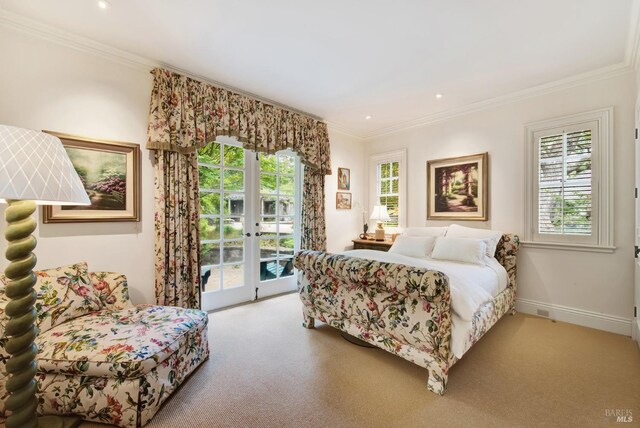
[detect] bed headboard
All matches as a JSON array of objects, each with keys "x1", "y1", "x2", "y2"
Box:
[{"x1": 494, "y1": 233, "x2": 519, "y2": 290}]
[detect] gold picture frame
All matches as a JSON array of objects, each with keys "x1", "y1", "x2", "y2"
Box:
[
  {"x1": 336, "y1": 192, "x2": 352, "y2": 210},
  {"x1": 42, "y1": 131, "x2": 141, "y2": 223},
  {"x1": 337, "y1": 167, "x2": 350, "y2": 190},
  {"x1": 426, "y1": 152, "x2": 488, "y2": 221}
]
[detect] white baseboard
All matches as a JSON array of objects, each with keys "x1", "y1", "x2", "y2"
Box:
[
  {"x1": 515, "y1": 298, "x2": 632, "y2": 336},
  {"x1": 633, "y1": 319, "x2": 640, "y2": 347}
]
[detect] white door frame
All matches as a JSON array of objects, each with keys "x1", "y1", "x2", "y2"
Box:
[{"x1": 634, "y1": 105, "x2": 640, "y2": 344}]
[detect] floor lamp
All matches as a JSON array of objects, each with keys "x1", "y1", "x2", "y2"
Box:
[{"x1": 0, "y1": 125, "x2": 90, "y2": 428}]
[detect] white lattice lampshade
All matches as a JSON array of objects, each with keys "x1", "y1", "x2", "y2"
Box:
[
  {"x1": 369, "y1": 205, "x2": 391, "y2": 222},
  {"x1": 0, "y1": 125, "x2": 90, "y2": 205}
]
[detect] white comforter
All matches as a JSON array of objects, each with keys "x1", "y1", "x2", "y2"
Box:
[{"x1": 339, "y1": 250, "x2": 508, "y2": 358}]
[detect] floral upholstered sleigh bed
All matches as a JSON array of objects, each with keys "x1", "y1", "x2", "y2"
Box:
[{"x1": 293, "y1": 233, "x2": 519, "y2": 395}]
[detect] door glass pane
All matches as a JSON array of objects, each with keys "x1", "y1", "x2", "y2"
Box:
[
  {"x1": 260, "y1": 217, "x2": 278, "y2": 237},
  {"x1": 260, "y1": 153, "x2": 277, "y2": 172},
  {"x1": 260, "y1": 238, "x2": 278, "y2": 259},
  {"x1": 279, "y1": 217, "x2": 294, "y2": 236},
  {"x1": 223, "y1": 170, "x2": 244, "y2": 191},
  {"x1": 201, "y1": 266, "x2": 221, "y2": 292},
  {"x1": 278, "y1": 154, "x2": 295, "y2": 175},
  {"x1": 279, "y1": 258, "x2": 294, "y2": 278},
  {"x1": 260, "y1": 260, "x2": 278, "y2": 281},
  {"x1": 261, "y1": 173, "x2": 277, "y2": 194},
  {"x1": 223, "y1": 217, "x2": 244, "y2": 240},
  {"x1": 261, "y1": 196, "x2": 277, "y2": 216},
  {"x1": 278, "y1": 238, "x2": 294, "y2": 257},
  {"x1": 200, "y1": 193, "x2": 221, "y2": 215},
  {"x1": 199, "y1": 166, "x2": 220, "y2": 189},
  {"x1": 224, "y1": 146, "x2": 244, "y2": 168},
  {"x1": 224, "y1": 193, "x2": 244, "y2": 215},
  {"x1": 279, "y1": 197, "x2": 294, "y2": 216},
  {"x1": 223, "y1": 264, "x2": 244, "y2": 289},
  {"x1": 201, "y1": 242, "x2": 221, "y2": 265},
  {"x1": 279, "y1": 176, "x2": 294, "y2": 195},
  {"x1": 200, "y1": 218, "x2": 221, "y2": 241},
  {"x1": 223, "y1": 241, "x2": 243, "y2": 263}
]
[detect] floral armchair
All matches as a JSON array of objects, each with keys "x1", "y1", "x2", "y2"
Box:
[{"x1": 0, "y1": 262, "x2": 209, "y2": 427}]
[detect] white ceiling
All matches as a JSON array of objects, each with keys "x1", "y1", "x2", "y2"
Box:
[{"x1": 0, "y1": 0, "x2": 636, "y2": 138}]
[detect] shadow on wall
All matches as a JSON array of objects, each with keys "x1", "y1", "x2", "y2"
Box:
[{"x1": 37, "y1": 208, "x2": 143, "y2": 238}]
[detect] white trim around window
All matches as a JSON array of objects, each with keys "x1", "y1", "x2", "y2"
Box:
[
  {"x1": 523, "y1": 107, "x2": 614, "y2": 253},
  {"x1": 369, "y1": 149, "x2": 407, "y2": 231}
]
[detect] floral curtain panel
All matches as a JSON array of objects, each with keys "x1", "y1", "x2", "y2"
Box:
[
  {"x1": 301, "y1": 169, "x2": 327, "y2": 252},
  {"x1": 147, "y1": 68, "x2": 331, "y2": 308},
  {"x1": 153, "y1": 151, "x2": 202, "y2": 308}
]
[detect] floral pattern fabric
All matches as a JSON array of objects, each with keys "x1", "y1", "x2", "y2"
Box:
[
  {"x1": 0, "y1": 272, "x2": 210, "y2": 428},
  {"x1": 146, "y1": 68, "x2": 331, "y2": 175},
  {"x1": 90, "y1": 271, "x2": 134, "y2": 310},
  {"x1": 301, "y1": 168, "x2": 327, "y2": 251},
  {"x1": 154, "y1": 150, "x2": 202, "y2": 309},
  {"x1": 1, "y1": 262, "x2": 101, "y2": 334},
  {"x1": 294, "y1": 234, "x2": 519, "y2": 395}
]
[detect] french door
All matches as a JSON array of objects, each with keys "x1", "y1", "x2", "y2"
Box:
[{"x1": 198, "y1": 137, "x2": 301, "y2": 311}]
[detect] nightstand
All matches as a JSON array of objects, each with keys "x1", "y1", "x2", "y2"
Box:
[{"x1": 352, "y1": 239, "x2": 393, "y2": 252}]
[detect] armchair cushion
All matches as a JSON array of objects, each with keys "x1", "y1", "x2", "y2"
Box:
[
  {"x1": 90, "y1": 272, "x2": 134, "y2": 310},
  {"x1": 1, "y1": 262, "x2": 101, "y2": 334},
  {"x1": 36, "y1": 305, "x2": 208, "y2": 379}
]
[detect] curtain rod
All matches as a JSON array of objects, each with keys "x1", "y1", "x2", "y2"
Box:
[{"x1": 160, "y1": 64, "x2": 324, "y2": 122}]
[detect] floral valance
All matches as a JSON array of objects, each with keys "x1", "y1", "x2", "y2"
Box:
[{"x1": 146, "y1": 68, "x2": 331, "y2": 175}]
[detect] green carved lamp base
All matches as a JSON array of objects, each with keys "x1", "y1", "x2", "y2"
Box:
[{"x1": 3, "y1": 200, "x2": 83, "y2": 428}]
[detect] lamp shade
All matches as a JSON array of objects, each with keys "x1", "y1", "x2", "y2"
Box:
[
  {"x1": 369, "y1": 205, "x2": 391, "y2": 222},
  {"x1": 0, "y1": 125, "x2": 90, "y2": 205}
]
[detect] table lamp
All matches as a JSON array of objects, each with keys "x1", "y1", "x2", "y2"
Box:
[
  {"x1": 369, "y1": 205, "x2": 390, "y2": 241},
  {"x1": 0, "y1": 125, "x2": 90, "y2": 428}
]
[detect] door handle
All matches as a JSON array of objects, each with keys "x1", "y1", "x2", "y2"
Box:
[
  {"x1": 245, "y1": 233, "x2": 251, "y2": 237},
  {"x1": 255, "y1": 232, "x2": 262, "y2": 237}
]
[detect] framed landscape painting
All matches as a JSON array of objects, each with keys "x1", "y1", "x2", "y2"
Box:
[
  {"x1": 42, "y1": 132, "x2": 141, "y2": 223},
  {"x1": 426, "y1": 152, "x2": 488, "y2": 221}
]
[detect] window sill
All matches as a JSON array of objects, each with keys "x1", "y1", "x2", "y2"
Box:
[{"x1": 520, "y1": 241, "x2": 616, "y2": 253}]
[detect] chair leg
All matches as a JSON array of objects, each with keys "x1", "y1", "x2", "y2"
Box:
[
  {"x1": 427, "y1": 365, "x2": 448, "y2": 395},
  {"x1": 302, "y1": 313, "x2": 315, "y2": 329}
]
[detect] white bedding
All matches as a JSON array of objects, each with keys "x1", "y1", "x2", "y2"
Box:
[{"x1": 339, "y1": 250, "x2": 508, "y2": 358}]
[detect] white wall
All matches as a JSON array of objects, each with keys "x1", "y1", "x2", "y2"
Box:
[
  {"x1": 0, "y1": 26, "x2": 156, "y2": 304},
  {"x1": 366, "y1": 72, "x2": 636, "y2": 326},
  {"x1": 325, "y1": 130, "x2": 367, "y2": 253}
]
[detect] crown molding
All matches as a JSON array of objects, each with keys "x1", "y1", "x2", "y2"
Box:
[
  {"x1": 0, "y1": 7, "x2": 636, "y2": 141},
  {"x1": 626, "y1": 0, "x2": 640, "y2": 69},
  {"x1": 0, "y1": 9, "x2": 324, "y2": 121},
  {"x1": 361, "y1": 62, "x2": 633, "y2": 140}
]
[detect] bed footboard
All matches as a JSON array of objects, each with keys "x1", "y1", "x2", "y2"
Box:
[{"x1": 294, "y1": 250, "x2": 452, "y2": 394}]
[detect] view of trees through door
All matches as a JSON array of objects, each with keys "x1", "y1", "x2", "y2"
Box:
[{"x1": 197, "y1": 139, "x2": 300, "y2": 310}]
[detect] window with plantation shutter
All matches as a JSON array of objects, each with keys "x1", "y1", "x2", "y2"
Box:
[
  {"x1": 524, "y1": 108, "x2": 614, "y2": 252},
  {"x1": 369, "y1": 149, "x2": 407, "y2": 231}
]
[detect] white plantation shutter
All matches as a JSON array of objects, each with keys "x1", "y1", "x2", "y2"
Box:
[
  {"x1": 538, "y1": 130, "x2": 592, "y2": 236},
  {"x1": 525, "y1": 108, "x2": 613, "y2": 251},
  {"x1": 377, "y1": 161, "x2": 400, "y2": 227}
]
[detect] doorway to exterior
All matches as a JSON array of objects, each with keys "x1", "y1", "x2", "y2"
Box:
[{"x1": 198, "y1": 136, "x2": 301, "y2": 311}]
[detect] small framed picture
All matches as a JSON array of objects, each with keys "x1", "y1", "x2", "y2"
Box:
[
  {"x1": 337, "y1": 167, "x2": 350, "y2": 190},
  {"x1": 42, "y1": 131, "x2": 141, "y2": 223},
  {"x1": 426, "y1": 152, "x2": 488, "y2": 221},
  {"x1": 336, "y1": 192, "x2": 352, "y2": 210}
]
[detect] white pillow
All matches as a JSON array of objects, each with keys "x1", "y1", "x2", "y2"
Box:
[
  {"x1": 403, "y1": 227, "x2": 448, "y2": 237},
  {"x1": 431, "y1": 237, "x2": 487, "y2": 265},
  {"x1": 445, "y1": 224, "x2": 502, "y2": 258},
  {"x1": 388, "y1": 236, "x2": 436, "y2": 259}
]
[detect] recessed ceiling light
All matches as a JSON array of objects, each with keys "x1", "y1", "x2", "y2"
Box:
[
  {"x1": 435, "y1": 93, "x2": 443, "y2": 99},
  {"x1": 365, "y1": 115, "x2": 372, "y2": 120},
  {"x1": 98, "y1": 0, "x2": 111, "y2": 9}
]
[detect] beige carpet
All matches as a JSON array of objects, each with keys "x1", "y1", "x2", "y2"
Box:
[{"x1": 80, "y1": 293, "x2": 640, "y2": 428}]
